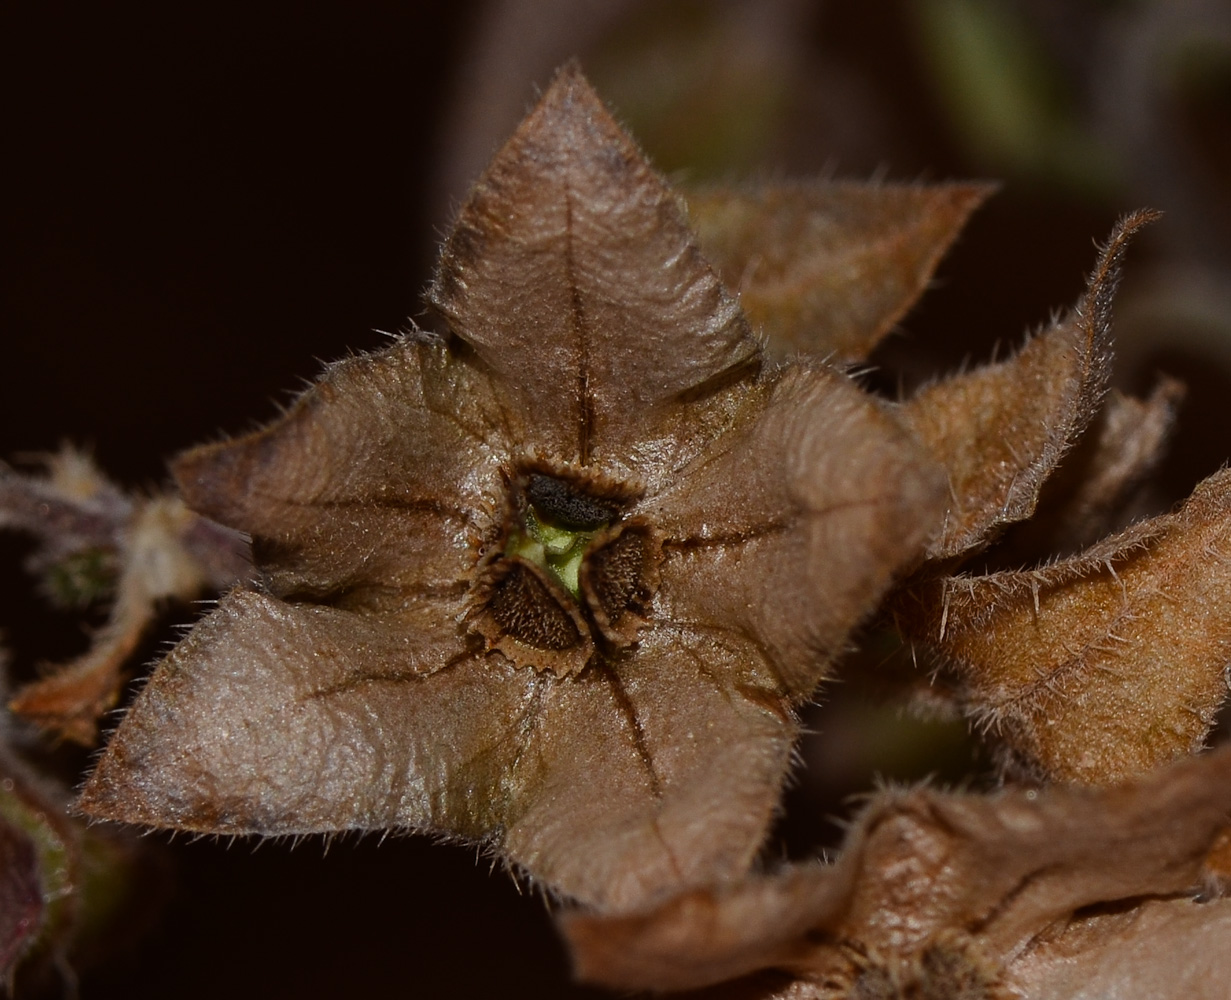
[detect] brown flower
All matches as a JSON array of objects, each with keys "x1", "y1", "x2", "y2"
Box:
[{"x1": 78, "y1": 66, "x2": 945, "y2": 909}]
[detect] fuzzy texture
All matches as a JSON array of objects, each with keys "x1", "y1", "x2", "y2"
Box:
[
  {"x1": 565, "y1": 747, "x2": 1231, "y2": 996},
  {"x1": 77, "y1": 66, "x2": 948, "y2": 911},
  {"x1": 896, "y1": 466, "x2": 1231, "y2": 782},
  {"x1": 900, "y1": 211, "x2": 1159, "y2": 561}
]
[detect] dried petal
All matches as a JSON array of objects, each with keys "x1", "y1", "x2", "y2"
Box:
[
  {"x1": 173, "y1": 336, "x2": 506, "y2": 611},
  {"x1": 428, "y1": 62, "x2": 761, "y2": 477},
  {"x1": 79, "y1": 589, "x2": 797, "y2": 909},
  {"x1": 896, "y1": 467, "x2": 1231, "y2": 782},
  {"x1": 79, "y1": 590, "x2": 502, "y2": 833},
  {"x1": 566, "y1": 747, "x2": 1231, "y2": 993},
  {"x1": 649, "y1": 364, "x2": 947, "y2": 697},
  {"x1": 902, "y1": 211, "x2": 1159, "y2": 560},
  {"x1": 566, "y1": 865, "x2": 853, "y2": 992},
  {"x1": 835, "y1": 747, "x2": 1231, "y2": 960},
  {"x1": 688, "y1": 182, "x2": 992, "y2": 363},
  {"x1": 502, "y1": 629, "x2": 796, "y2": 908}
]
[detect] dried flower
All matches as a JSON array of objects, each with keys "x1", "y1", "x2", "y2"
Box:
[{"x1": 77, "y1": 66, "x2": 948, "y2": 909}]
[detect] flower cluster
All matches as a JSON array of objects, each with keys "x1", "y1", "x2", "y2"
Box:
[{"x1": 59, "y1": 65, "x2": 1231, "y2": 998}]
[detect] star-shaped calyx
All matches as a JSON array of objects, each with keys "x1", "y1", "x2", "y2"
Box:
[{"x1": 78, "y1": 66, "x2": 946, "y2": 910}]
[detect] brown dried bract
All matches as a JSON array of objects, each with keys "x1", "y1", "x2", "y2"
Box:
[
  {"x1": 990, "y1": 376, "x2": 1183, "y2": 562},
  {"x1": 902, "y1": 211, "x2": 1159, "y2": 561},
  {"x1": 565, "y1": 746, "x2": 1231, "y2": 997},
  {"x1": 687, "y1": 182, "x2": 992, "y2": 364},
  {"x1": 77, "y1": 65, "x2": 946, "y2": 910},
  {"x1": 895, "y1": 467, "x2": 1231, "y2": 783}
]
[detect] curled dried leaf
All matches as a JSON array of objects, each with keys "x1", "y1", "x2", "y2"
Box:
[
  {"x1": 567, "y1": 864, "x2": 855, "y2": 993},
  {"x1": 687, "y1": 182, "x2": 992, "y2": 364},
  {"x1": 1040, "y1": 377, "x2": 1183, "y2": 545},
  {"x1": 79, "y1": 66, "x2": 946, "y2": 910},
  {"x1": 991, "y1": 376, "x2": 1184, "y2": 562},
  {"x1": 565, "y1": 746, "x2": 1231, "y2": 995},
  {"x1": 895, "y1": 467, "x2": 1231, "y2": 783},
  {"x1": 902, "y1": 211, "x2": 1159, "y2": 561}
]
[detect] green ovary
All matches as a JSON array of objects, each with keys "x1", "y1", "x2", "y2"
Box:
[{"x1": 506, "y1": 508, "x2": 600, "y2": 598}]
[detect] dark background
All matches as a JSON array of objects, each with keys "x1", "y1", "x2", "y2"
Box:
[{"x1": 4, "y1": 2, "x2": 1230, "y2": 997}]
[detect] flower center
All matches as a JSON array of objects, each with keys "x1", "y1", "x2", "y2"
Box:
[
  {"x1": 505, "y1": 475, "x2": 617, "y2": 597},
  {"x1": 472, "y1": 470, "x2": 662, "y2": 677},
  {"x1": 506, "y1": 508, "x2": 598, "y2": 598}
]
